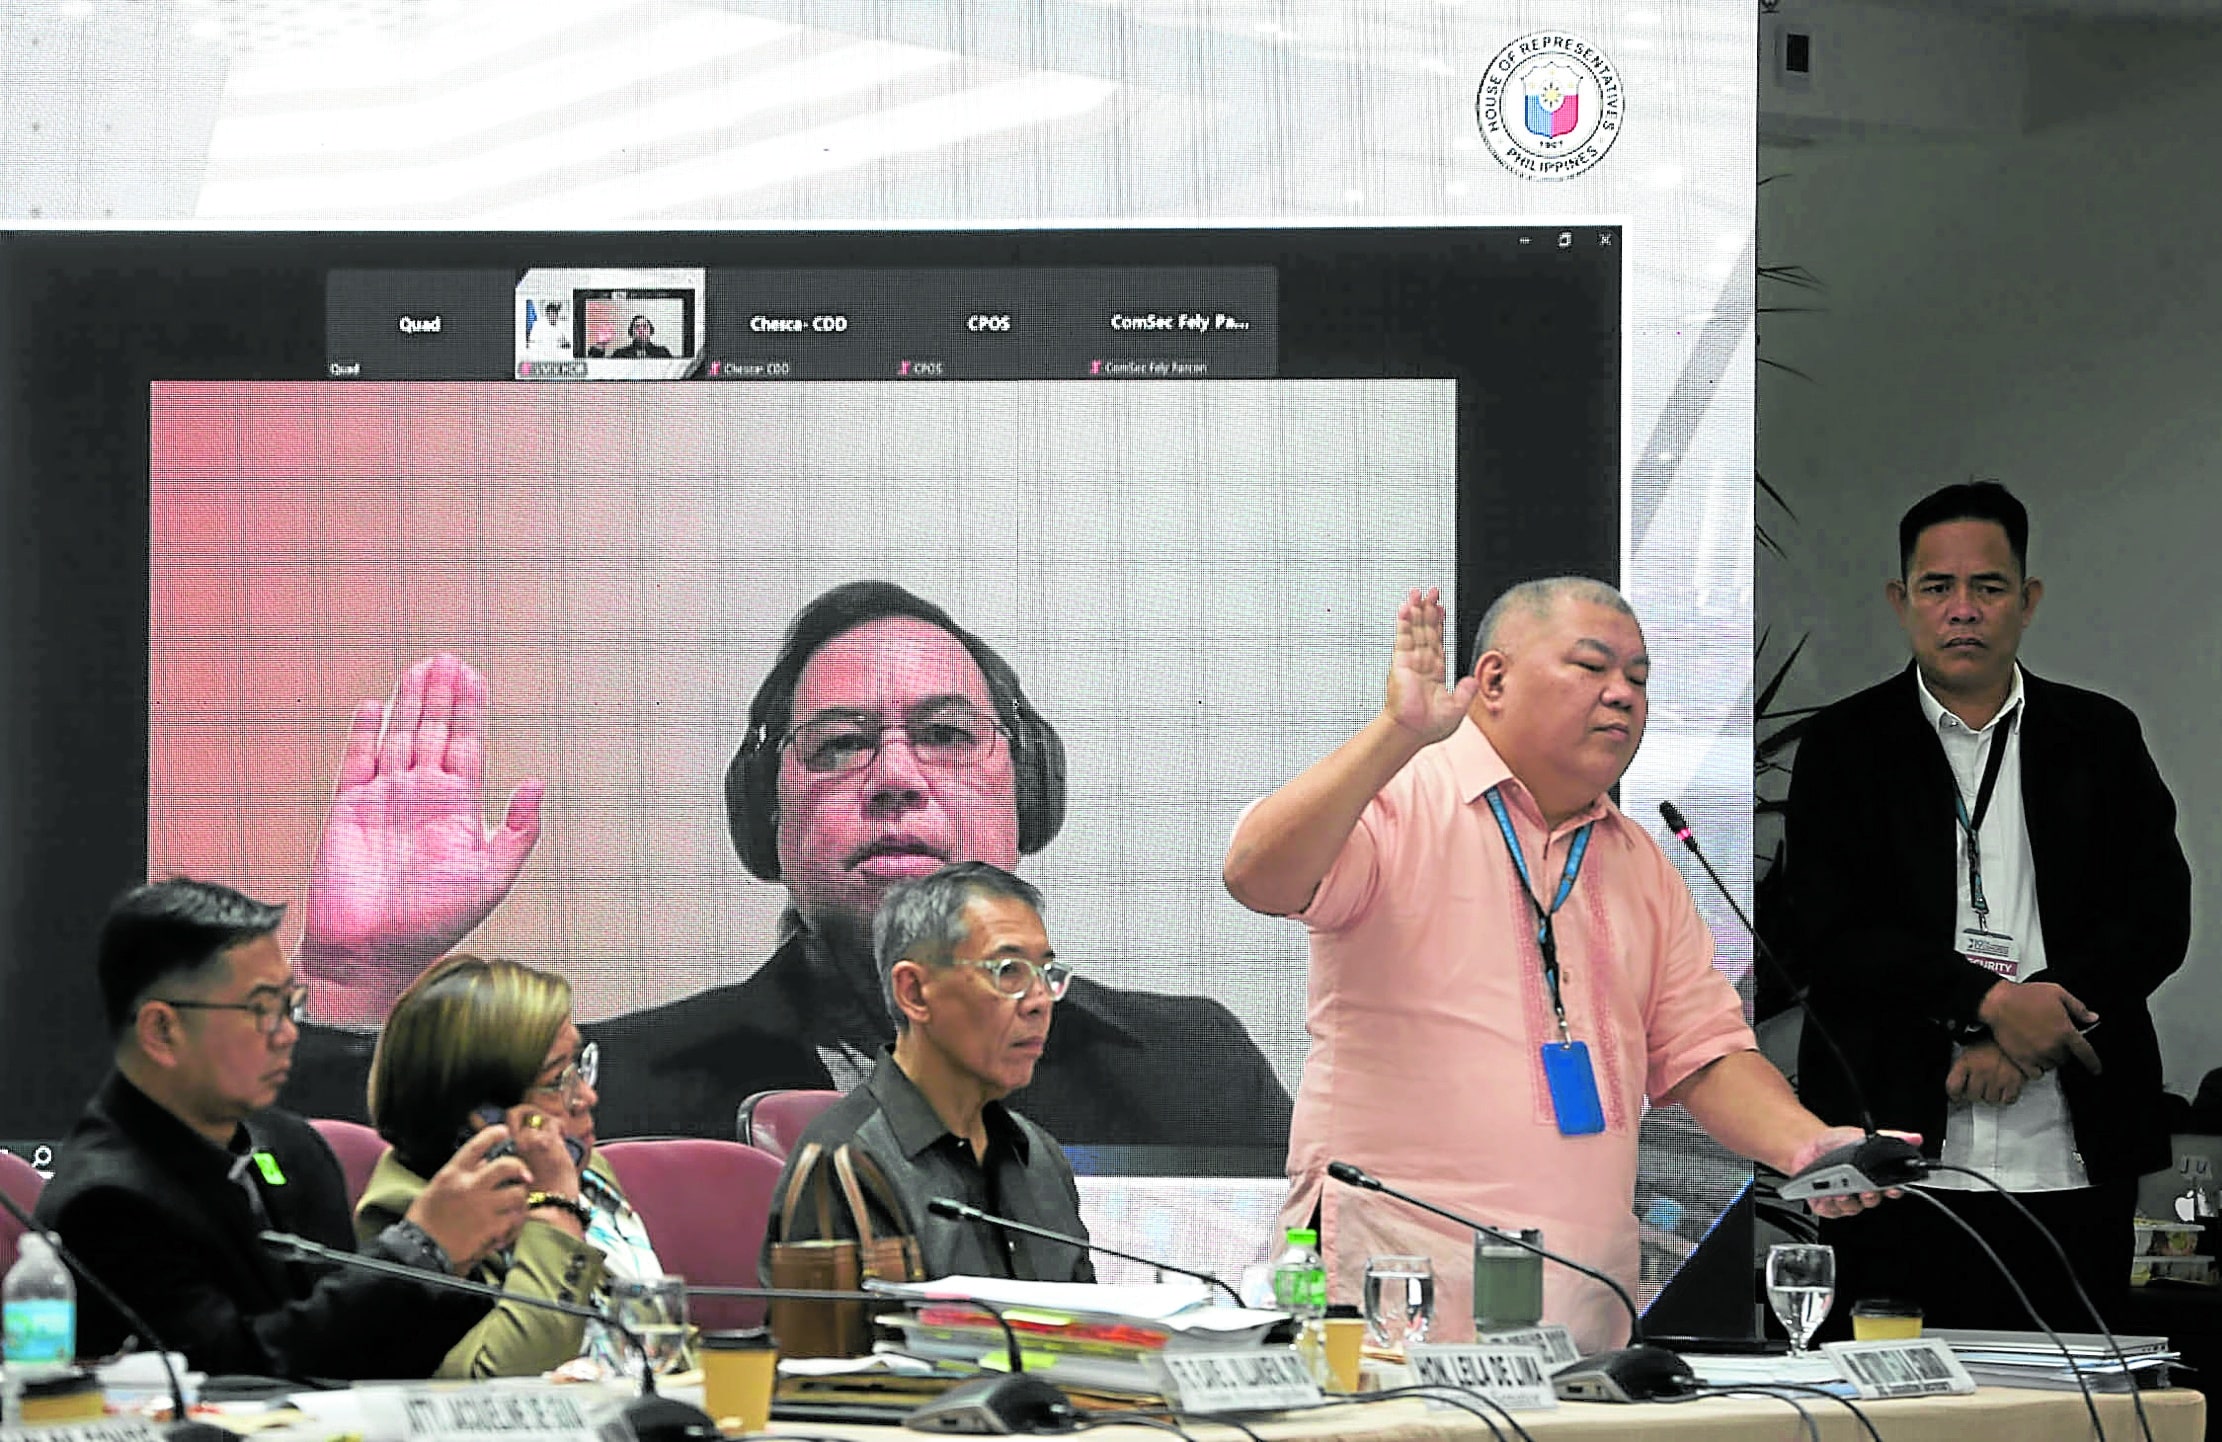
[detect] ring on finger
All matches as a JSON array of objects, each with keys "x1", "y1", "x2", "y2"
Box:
[{"x1": 523, "y1": 1113, "x2": 547, "y2": 1130}]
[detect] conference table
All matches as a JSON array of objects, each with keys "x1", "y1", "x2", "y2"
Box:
[{"x1": 770, "y1": 1385, "x2": 2203, "y2": 1442}]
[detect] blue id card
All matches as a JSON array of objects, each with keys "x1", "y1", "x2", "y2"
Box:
[{"x1": 1541, "y1": 1041, "x2": 1605, "y2": 1136}]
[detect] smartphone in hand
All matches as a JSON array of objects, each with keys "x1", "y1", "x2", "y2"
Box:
[{"x1": 462, "y1": 1103, "x2": 587, "y2": 1167}]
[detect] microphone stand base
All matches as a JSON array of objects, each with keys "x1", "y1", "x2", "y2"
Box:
[
  {"x1": 1551, "y1": 1345, "x2": 1698, "y2": 1403},
  {"x1": 622, "y1": 1393, "x2": 723, "y2": 1442},
  {"x1": 163, "y1": 1421, "x2": 238, "y2": 1442}
]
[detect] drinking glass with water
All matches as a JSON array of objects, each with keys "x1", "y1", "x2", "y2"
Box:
[
  {"x1": 611, "y1": 1274, "x2": 692, "y2": 1376},
  {"x1": 1361, "y1": 1254, "x2": 1434, "y2": 1350},
  {"x1": 1765, "y1": 1244, "x2": 1835, "y2": 1356}
]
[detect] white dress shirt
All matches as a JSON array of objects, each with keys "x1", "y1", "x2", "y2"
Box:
[{"x1": 1917, "y1": 665, "x2": 2090, "y2": 1193}]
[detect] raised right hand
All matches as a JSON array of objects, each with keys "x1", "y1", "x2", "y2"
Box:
[
  {"x1": 298, "y1": 654, "x2": 545, "y2": 994},
  {"x1": 1384, "y1": 587, "x2": 1480, "y2": 744},
  {"x1": 406, "y1": 1124, "x2": 532, "y2": 1271},
  {"x1": 1979, "y1": 980, "x2": 2102, "y2": 1077}
]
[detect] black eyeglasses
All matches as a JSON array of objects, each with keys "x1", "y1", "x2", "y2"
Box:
[
  {"x1": 151, "y1": 985, "x2": 311, "y2": 1036},
  {"x1": 782, "y1": 701, "x2": 1007, "y2": 775}
]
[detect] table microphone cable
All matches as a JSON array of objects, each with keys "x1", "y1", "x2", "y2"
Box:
[
  {"x1": 1924, "y1": 1163, "x2": 2155, "y2": 1442},
  {"x1": 1899, "y1": 1186, "x2": 2110, "y2": 1442},
  {"x1": 1667, "y1": 1385, "x2": 1819, "y2": 1442},
  {"x1": 1323, "y1": 1385, "x2": 1512, "y2": 1442},
  {"x1": 1067, "y1": 1411, "x2": 1202, "y2": 1442},
  {"x1": 1124, "y1": 1405, "x2": 1263, "y2": 1442},
  {"x1": 1678, "y1": 1382, "x2": 1881, "y2": 1442}
]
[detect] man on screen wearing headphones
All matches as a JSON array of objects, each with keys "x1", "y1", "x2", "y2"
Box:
[{"x1": 283, "y1": 581, "x2": 1290, "y2": 1150}]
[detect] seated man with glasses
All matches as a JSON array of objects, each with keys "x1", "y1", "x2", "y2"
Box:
[
  {"x1": 762, "y1": 862, "x2": 1096, "y2": 1282},
  {"x1": 35, "y1": 879, "x2": 529, "y2": 1380}
]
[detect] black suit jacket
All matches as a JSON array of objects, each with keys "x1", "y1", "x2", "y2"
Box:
[
  {"x1": 1784, "y1": 665, "x2": 2190, "y2": 1183},
  {"x1": 33, "y1": 1073, "x2": 486, "y2": 1379},
  {"x1": 288, "y1": 936, "x2": 1293, "y2": 1165}
]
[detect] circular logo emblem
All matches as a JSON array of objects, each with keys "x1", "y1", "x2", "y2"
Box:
[{"x1": 1476, "y1": 33, "x2": 1623, "y2": 182}]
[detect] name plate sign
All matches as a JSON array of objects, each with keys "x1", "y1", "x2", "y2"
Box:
[
  {"x1": 1822, "y1": 1338, "x2": 1976, "y2": 1399},
  {"x1": 1154, "y1": 1349, "x2": 1323, "y2": 1414},
  {"x1": 0, "y1": 1422, "x2": 163, "y2": 1442},
  {"x1": 1407, "y1": 1343, "x2": 1559, "y2": 1412},
  {"x1": 1475, "y1": 1323, "x2": 1581, "y2": 1367},
  {"x1": 353, "y1": 1384, "x2": 619, "y2": 1442}
]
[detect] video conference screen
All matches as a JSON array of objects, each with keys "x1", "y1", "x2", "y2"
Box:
[{"x1": 0, "y1": 228, "x2": 1747, "y2": 1299}]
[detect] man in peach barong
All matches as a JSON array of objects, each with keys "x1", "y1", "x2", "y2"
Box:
[{"x1": 1225, "y1": 578, "x2": 1906, "y2": 1350}]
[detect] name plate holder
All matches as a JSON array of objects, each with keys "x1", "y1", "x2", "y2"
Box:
[
  {"x1": 1821, "y1": 1338, "x2": 1977, "y2": 1399},
  {"x1": 1406, "y1": 1343, "x2": 1559, "y2": 1412},
  {"x1": 0, "y1": 1423, "x2": 163, "y2": 1442},
  {"x1": 352, "y1": 1383, "x2": 621, "y2": 1442},
  {"x1": 1152, "y1": 1349, "x2": 1324, "y2": 1415},
  {"x1": 1475, "y1": 1323, "x2": 1581, "y2": 1368}
]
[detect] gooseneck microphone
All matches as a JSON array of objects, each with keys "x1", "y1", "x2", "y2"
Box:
[
  {"x1": 925, "y1": 1197, "x2": 1246, "y2": 1308},
  {"x1": 1657, "y1": 800, "x2": 1929, "y2": 1201},
  {"x1": 0, "y1": 1186, "x2": 229, "y2": 1442},
  {"x1": 1325, "y1": 1160, "x2": 1640, "y2": 1337},
  {"x1": 1325, "y1": 1161, "x2": 1695, "y2": 1403},
  {"x1": 261, "y1": 1231, "x2": 717, "y2": 1442},
  {"x1": 1664, "y1": 802, "x2": 2154, "y2": 1440}
]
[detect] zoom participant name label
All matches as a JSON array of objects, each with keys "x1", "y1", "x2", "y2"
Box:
[
  {"x1": 1408, "y1": 1342, "x2": 1559, "y2": 1412},
  {"x1": 1153, "y1": 1349, "x2": 1322, "y2": 1414},
  {"x1": 1822, "y1": 1338, "x2": 1976, "y2": 1399}
]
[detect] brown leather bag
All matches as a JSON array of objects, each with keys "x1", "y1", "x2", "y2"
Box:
[{"x1": 766, "y1": 1141, "x2": 926, "y2": 1357}]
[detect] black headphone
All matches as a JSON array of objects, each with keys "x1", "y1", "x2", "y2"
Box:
[{"x1": 725, "y1": 581, "x2": 1066, "y2": 882}]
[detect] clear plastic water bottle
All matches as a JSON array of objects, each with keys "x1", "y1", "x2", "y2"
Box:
[
  {"x1": 1270, "y1": 1227, "x2": 1326, "y2": 1320},
  {"x1": 3, "y1": 1233, "x2": 76, "y2": 1371}
]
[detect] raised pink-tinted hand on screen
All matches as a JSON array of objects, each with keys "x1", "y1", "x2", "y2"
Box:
[{"x1": 298, "y1": 654, "x2": 545, "y2": 1006}]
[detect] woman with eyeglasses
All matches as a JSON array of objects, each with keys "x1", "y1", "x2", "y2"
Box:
[{"x1": 356, "y1": 953, "x2": 668, "y2": 1378}]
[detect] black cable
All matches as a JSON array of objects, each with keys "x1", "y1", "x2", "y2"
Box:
[
  {"x1": 1689, "y1": 1381, "x2": 1883, "y2": 1442},
  {"x1": 1323, "y1": 1384, "x2": 1522, "y2": 1442},
  {"x1": 1069, "y1": 1412, "x2": 1198, "y2": 1442},
  {"x1": 1398, "y1": 1385, "x2": 1533, "y2": 1442},
  {"x1": 1927, "y1": 1163, "x2": 2156, "y2": 1442},
  {"x1": 1903, "y1": 1186, "x2": 2108, "y2": 1442},
  {"x1": 1666, "y1": 1385, "x2": 1817, "y2": 1442},
  {"x1": 1130, "y1": 1406, "x2": 1263, "y2": 1442}
]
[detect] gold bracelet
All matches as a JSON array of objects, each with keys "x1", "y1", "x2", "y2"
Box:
[{"x1": 526, "y1": 1191, "x2": 592, "y2": 1227}]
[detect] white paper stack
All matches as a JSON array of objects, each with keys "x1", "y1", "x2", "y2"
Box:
[
  {"x1": 1685, "y1": 1351, "x2": 1858, "y2": 1396},
  {"x1": 1930, "y1": 1329, "x2": 2179, "y2": 1392}
]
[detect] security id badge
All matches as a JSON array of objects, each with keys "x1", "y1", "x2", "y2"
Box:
[
  {"x1": 1959, "y1": 925, "x2": 2019, "y2": 979},
  {"x1": 1541, "y1": 1040, "x2": 1606, "y2": 1136}
]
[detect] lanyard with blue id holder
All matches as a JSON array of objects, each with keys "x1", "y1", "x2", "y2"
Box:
[{"x1": 1485, "y1": 787, "x2": 1605, "y2": 1137}]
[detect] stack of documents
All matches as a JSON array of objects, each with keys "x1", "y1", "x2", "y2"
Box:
[
  {"x1": 869, "y1": 1276, "x2": 1288, "y2": 1394},
  {"x1": 1931, "y1": 1329, "x2": 2179, "y2": 1392},
  {"x1": 1684, "y1": 1351, "x2": 1858, "y2": 1396}
]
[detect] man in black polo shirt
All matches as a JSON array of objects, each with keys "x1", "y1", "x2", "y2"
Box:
[
  {"x1": 762, "y1": 863, "x2": 1093, "y2": 1281},
  {"x1": 36, "y1": 879, "x2": 528, "y2": 1379}
]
